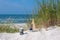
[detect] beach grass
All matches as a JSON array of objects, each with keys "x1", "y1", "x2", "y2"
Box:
[
  {"x1": 0, "y1": 24, "x2": 19, "y2": 33},
  {"x1": 33, "y1": 0, "x2": 60, "y2": 29}
]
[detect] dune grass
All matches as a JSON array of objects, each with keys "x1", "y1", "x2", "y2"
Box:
[
  {"x1": 0, "y1": 24, "x2": 19, "y2": 33},
  {"x1": 33, "y1": 0, "x2": 60, "y2": 29}
]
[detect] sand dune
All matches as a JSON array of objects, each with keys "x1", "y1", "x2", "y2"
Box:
[{"x1": 0, "y1": 26, "x2": 60, "y2": 40}]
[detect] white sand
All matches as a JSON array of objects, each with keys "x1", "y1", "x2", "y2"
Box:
[
  {"x1": 0, "y1": 23, "x2": 27, "y2": 28},
  {"x1": 0, "y1": 26, "x2": 60, "y2": 40}
]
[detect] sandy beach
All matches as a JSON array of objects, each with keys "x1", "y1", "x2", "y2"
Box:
[
  {"x1": 0, "y1": 26, "x2": 60, "y2": 40},
  {"x1": 0, "y1": 23, "x2": 27, "y2": 28}
]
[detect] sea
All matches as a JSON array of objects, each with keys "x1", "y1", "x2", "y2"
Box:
[{"x1": 0, "y1": 14, "x2": 33, "y2": 24}]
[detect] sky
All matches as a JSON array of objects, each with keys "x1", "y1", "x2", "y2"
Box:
[
  {"x1": 0, "y1": 0, "x2": 57, "y2": 15},
  {"x1": 0, "y1": 0, "x2": 37, "y2": 14}
]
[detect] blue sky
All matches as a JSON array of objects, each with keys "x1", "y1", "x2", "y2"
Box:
[{"x1": 0, "y1": 0, "x2": 37, "y2": 14}]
